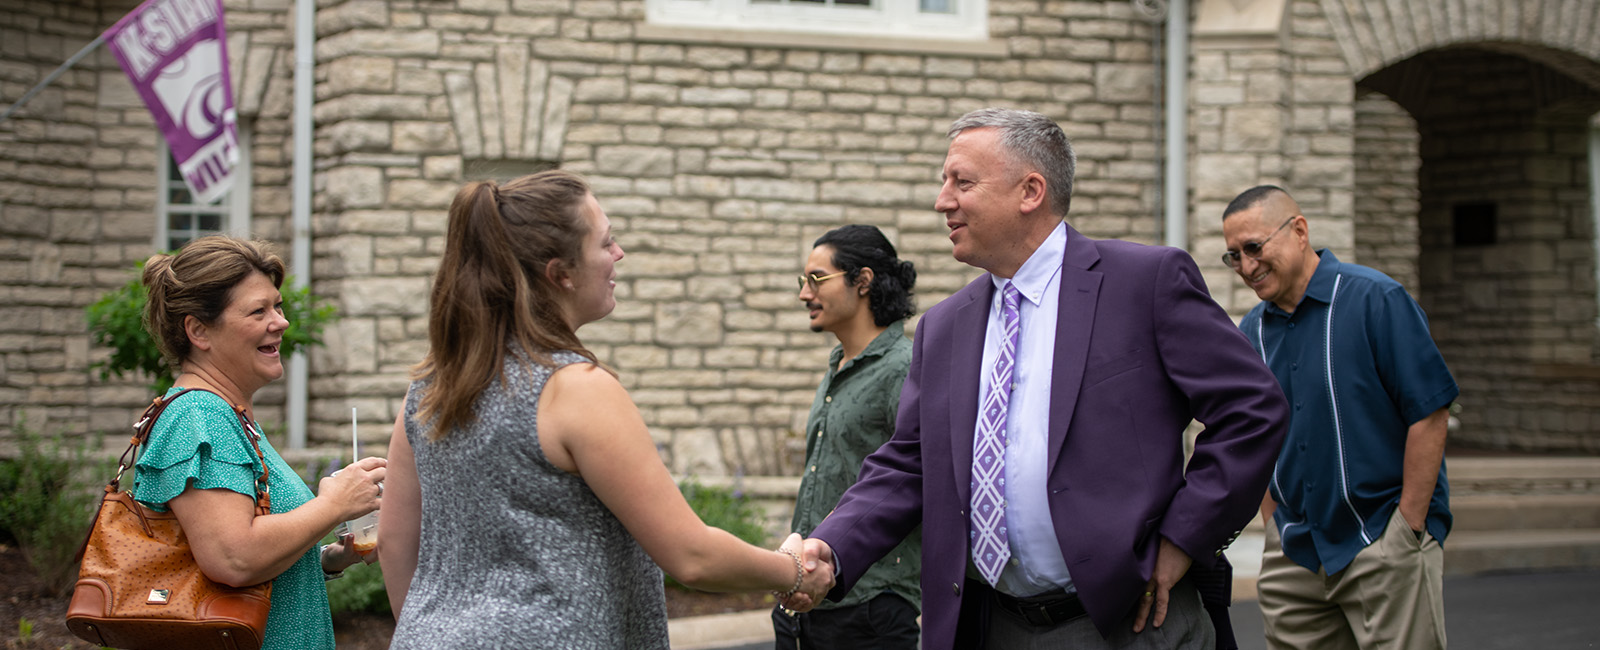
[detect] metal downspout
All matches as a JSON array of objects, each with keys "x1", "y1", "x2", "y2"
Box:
[
  {"x1": 288, "y1": 0, "x2": 314, "y2": 449},
  {"x1": 1164, "y1": 0, "x2": 1189, "y2": 250}
]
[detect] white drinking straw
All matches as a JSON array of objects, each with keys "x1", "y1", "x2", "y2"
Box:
[{"x1": 351, "y1": 407, "x2": 359, "y2": 461}]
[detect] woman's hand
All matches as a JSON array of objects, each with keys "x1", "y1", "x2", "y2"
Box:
[
  {"x1": 321, "y1": 532, "x2": 378, "y2": 573},
  {"x1": 319, "y1": 457, "x2": 387, "y2": 521},
  {"x1": 778, "y1": 533, "x2": 834, "y2": 611}
]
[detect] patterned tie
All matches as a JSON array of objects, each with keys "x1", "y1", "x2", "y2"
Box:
[{"x1": 971, "y1": 281, "x2": 1020, "y2": 586}]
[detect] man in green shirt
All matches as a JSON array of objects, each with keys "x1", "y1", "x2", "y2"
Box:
[{"x1": 774, "y1": 224, "x2": 923, "y2": 649}]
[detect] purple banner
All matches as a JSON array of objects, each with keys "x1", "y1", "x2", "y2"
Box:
[{"x1": 105, "y1": 0, "x2": 237, "y2": 204}]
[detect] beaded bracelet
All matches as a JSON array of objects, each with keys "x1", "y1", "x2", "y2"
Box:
[{"x1": 775, "y1": 547, "x2": 804, "y2": 601}]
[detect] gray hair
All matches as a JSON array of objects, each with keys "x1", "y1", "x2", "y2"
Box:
[{"x1": 947, "y1": 108, "x2": 1076, "y2": 217}]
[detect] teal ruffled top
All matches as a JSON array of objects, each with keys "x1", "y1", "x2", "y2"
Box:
[{"x1": 131, "y1": 388, "x2": 333, "y2": 650}]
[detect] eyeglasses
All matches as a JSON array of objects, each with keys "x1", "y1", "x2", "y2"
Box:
[
  {"x1": 1222, "y1": 216, "x2": 1297, "y2": 268},
  {"x1": 797, "y1": 271, "x2": 848, "y2": 291}
]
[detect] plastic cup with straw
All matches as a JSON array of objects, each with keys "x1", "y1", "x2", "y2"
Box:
[{"x1": 341, "y1": 406, "x2": 380, "y2": 554}]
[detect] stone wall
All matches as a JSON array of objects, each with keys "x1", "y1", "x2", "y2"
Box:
[
  {"x1": 1350, "y1": 90, "x2": 1419, "y2": 293},
  {"x1": 1401, "y1": 49, "x2": 1600, "y2": 451},
  {"x1": 298, "y1": 0, "x2": 1177, "y2": 475},
  {"x1": 1194, "y1": 0, "x2": 1600, "y2": 452},
  {"x1": 6, "y1": 0, "x2": 1600, "y2": 463},
  {"x1": 1189, "y1": 0, "x2": 1358, "y2": 315},
  {"x1": 2, "y1": 0, "x2": 1175, "y2": 474},
  {"x1": 0, "y1": 0, "x2": 156, "y2": 447},
  {"x1": 0, "y1": 0, "x2": 306, "y2": 450}
]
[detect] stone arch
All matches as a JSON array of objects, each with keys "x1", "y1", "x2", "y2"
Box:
[{"x1": 1318, "y1": 0, "x2": 1600, "y2": 82}]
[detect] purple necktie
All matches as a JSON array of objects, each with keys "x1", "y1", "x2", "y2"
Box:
[{"x1": 971, "y1": 281, "x2": 1020, "y2": 586}]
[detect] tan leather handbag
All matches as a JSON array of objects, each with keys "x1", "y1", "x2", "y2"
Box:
[{"x1": 66, "y1": 388, "x2": 274, "y2": 650}]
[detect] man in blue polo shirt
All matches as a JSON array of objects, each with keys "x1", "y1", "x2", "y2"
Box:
[{"x1": 1221, "y1": 185, "x2": 1457, "y2": 650}]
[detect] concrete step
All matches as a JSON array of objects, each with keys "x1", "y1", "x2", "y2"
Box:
[
  {"x1": 1451, "y1": 493, "x2": 1600, "y2": 531},
  {"x1": 1445, "y1": 529, "x2": 1600, "y2": 575},
  {"x1": 1447, "y1": 456, "x2": 1600, "y2": 495}
]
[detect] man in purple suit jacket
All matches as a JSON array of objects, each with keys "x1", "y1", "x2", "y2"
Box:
[{"x1": 793, "y1": 109, "x2": 1289, "y2": 649}]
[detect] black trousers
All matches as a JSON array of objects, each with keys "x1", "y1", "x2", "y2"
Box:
[{"x1": 772, "y1": 592, "x2": 920, "y2": 650}]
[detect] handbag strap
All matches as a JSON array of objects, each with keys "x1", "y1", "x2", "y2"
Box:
[
  {"x1": 76, "y1": 389, "x2": 274, "y2": 564},
  {"x1": 112, "y1": 388, "x2": 273, "y2": 515}
]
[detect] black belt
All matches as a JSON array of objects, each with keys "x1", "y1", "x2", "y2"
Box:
[{"x1": 992, "y1": 588, "x2": 1088, "y2": 627}]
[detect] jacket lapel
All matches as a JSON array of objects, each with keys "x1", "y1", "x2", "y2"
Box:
[
  {"x1": 1048, "y1": 226, "x2": 1102, "y2": 474},
  {"x1": 948, "y1": 278, "x2": 991, "y2": 510}
]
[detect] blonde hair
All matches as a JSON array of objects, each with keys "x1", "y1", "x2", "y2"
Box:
[
  {"x1": 142, "y1": 236, "x2": 286, "y2": 371},
  {"x1": 412, "y1": 170, "x2": 602, "y2": 439}
]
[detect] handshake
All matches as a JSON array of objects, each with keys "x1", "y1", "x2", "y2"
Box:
[{"x1": 775, "y1": 534, "x2": 838, "y2": 612}]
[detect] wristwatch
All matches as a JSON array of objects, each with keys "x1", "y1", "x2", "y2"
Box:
[{"x1": 319, "y1": 544, "x2": 346, "y2": 581}]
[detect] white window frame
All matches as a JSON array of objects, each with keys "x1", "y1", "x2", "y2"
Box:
[
  {"x1": 646, "y1": 0, "x2": 987, "y2": 41},
  {"x1": 155, "y1": 122, "x2": 253, "y2": 251}
]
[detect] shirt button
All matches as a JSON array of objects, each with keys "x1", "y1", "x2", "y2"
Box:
[
  {"x1": 1288, "y1": 322, "x2": 1296, "y2": 329},
  {"x1": 810, "y1": 465, "x2": 817, "y2": 472},
  {"x1": 953, "y1": 583, "x2": 961, "y2": 596},
  {"x1": 824, "y1": 396, "x2": 832, "y2": 403},
  {"x1": 1291, "y1": 362, "x2": 1298, "y2": 371}
]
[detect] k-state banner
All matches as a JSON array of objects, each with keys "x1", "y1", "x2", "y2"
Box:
[{"x1": 105, "y1": 0, "x2": 237, "y2": 204}]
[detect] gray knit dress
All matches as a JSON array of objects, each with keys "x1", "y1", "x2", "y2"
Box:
[{"x1": 390, "y1": 351, "x2": 669, "y2": 649}]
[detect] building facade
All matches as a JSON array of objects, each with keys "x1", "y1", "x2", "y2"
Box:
[{"x1": 2, "y1": 0, "x2": 1597, "y2": 474}]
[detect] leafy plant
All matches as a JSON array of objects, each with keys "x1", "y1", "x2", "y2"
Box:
[
  {"x1": 85, "y1": 261, "x2": 338, "y2": 393},
  {"x1": 0, "y1": 427, "x2": 108, "y2": 595},
  {"x1": 667, "y1": 478, "x2": 770, "y2": 591},
  {"x1": 16, "y1": 617, "x2": 33, "y2": 643},
  {"x1": 324, "y1": 556, "x2": 391, "y2": 616}
]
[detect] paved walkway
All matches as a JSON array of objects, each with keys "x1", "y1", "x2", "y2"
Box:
[{"x1": 674, "y1": 549, "x2": 1600, "y2": 650}]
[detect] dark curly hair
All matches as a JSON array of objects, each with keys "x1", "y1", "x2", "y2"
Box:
[{"x1": 813, "y1": 225, "x2": 916, "y2": 327}]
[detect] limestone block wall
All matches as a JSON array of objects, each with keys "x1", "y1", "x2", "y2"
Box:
[
  {"x1": 0, "y1": 0, "x2": 307, "y2": 448},
  {"x1": 0, "y1": 0, "x2": 160, "y2": 445},
  {"x1": 1194, "y1": 0, "x2": 1600, "y2": 452},
  {"x1": 1189, "y1": 0, "x2": 1357, "y2": 315},
  {"x1": 292, "y1": 0, "x2": 1175, "y2": 475},
  {"x1": 1351, "y1": 90, "x2": 1419, "y2": 293},
  {"x1": 1405, "y1": 49, "x2": 1600, "y2": 451}
]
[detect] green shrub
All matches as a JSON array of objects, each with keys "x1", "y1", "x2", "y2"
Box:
[
  {"x1": 667, "y1": 478, "x2": 769, "y2": 591},
  {"x1": 324, "y1": 554, "x2": 391, "y2": 616},
  {"x1": 85, "y1": 262, "x2": 338, "y2": 393},
  {"x1": 0, "y1": 428, "x2": 107, "y2": 595}
]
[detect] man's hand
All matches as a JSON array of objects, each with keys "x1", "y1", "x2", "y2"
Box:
[
  {"x1": 1132, "y1": 537, "x2": 1193, "y2": 633},
  {"x1": 780, "y1": 537, "x2": 836, "y2": 612}
]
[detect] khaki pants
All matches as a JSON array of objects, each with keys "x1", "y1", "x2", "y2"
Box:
[{"x1": 1258, "y1": 508, "x2": 1446, "y2": 650}]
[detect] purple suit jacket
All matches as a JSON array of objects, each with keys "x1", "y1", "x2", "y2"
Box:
[{"x1": 810, "y1": 226, "x2": 1288, "y2": 647}]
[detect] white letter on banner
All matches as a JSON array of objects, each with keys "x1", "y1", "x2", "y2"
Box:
[{"x1": 112, "y1": 24, "x2": 160, "y2": 80}]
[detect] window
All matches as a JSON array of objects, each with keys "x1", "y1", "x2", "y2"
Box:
[
  {"x1": 155, "y1": 123, "x2": 252, "y2": 250},
  {"x1": 646, "y1": 0, "x2": 987, "y2": 41}
]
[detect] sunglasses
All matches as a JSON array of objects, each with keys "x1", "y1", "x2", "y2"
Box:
[
  {"x1": 797, "y1": 271, "x2": 848, "y2": 291},
  {"x1": 1222, "y1": 216, "x2": 1297, "y2": 268}
]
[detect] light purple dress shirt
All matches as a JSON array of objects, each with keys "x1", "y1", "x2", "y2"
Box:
[{"x1": 976, "y1": 221, "x2": 1075, "y2": 597}]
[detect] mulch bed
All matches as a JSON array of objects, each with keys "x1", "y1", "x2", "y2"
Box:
[{"x1": 1, "y1": 543, "x2": 773, "y2": 649}]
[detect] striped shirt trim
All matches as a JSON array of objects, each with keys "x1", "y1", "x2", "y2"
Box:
[{"x1": 1324, "y1": 274, "x2": 1373, "y2": 545}]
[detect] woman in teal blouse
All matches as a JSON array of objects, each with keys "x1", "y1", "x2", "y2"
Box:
[{"x1": 130, "y1": 236, "x2": 386, "y2": 650}]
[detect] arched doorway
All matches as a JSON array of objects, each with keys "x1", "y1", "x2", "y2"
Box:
[{"x1": 1357, "y1": 45, "x2": 1600, "y2": 452}]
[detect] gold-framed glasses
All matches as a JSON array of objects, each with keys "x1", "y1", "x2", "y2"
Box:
[
  {"x1": 1222, "y1": 216, "x2": 1297, "y2": 268},
  {"x1": 797, "y1": 271, "x2": 848, "y2": 291}
]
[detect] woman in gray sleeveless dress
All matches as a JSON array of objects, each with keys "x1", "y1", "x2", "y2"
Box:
[{"x1": 379, "y1": 171, "x2": 834, "y2": 649}]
